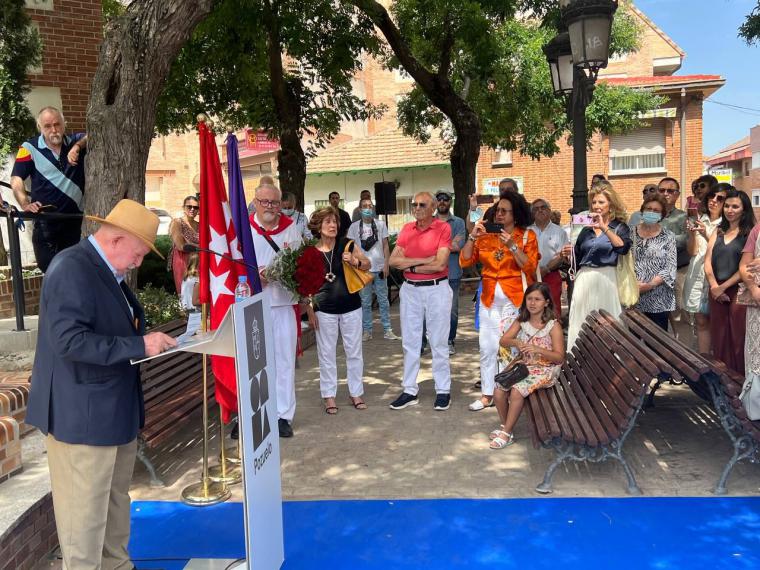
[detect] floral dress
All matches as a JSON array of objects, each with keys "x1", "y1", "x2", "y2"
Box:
[{"x1": 500, "y1": 320, "x2": 561, "y2": 397}]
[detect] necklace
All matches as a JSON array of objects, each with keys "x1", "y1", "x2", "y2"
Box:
[
  {"x1": 493, "y1": 248, "x2": 505, "y2": 261},
  {"x1": 321, "y1": 244, "x2": 336, "y2": 282}
]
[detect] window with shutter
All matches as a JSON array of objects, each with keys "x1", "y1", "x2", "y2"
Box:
[{"x1": 609, "y1": 122, "x2": 666, "y2": 175}]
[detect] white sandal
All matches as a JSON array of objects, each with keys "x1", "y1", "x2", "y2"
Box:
[
  {"x1": 489, "y1": 425, "x2": 505, "y2": 440},
  {"x1": 489, "y1": 431, "x2": 514, "y2": 449}
]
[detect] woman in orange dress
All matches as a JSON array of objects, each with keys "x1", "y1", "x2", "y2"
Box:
[{"x1": 460, "y1": 192, "x2": 539, "y2": 411}]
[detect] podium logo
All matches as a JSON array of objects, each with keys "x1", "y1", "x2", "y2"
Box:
[{"x1": 250, "y1": 369, "x2": 272, "y2": 451}]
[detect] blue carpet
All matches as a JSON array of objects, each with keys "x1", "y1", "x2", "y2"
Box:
[{"x1": 130, "y1": 497, "x2": 760, "y2": 569}]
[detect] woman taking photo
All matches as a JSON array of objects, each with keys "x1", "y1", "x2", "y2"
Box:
[
  {"x1": 489, "y1": 283, "x2": 565, "y2": 449},
  {"x1": 460, "y1": 192, "x2": 539, "y2": 412},
  {"x1": 563, "y1": 181, "x2": 632, "y2": 349},
  {"x1": 167, "y1": 195, "x2": 200, "y2": 294},
  {"x1": 704, "y1": 187, "x2": 756, "y2": 372},
  {"x1": 305, "y1": 207, "x2": 371, "y2": 414},
  {"x1": 683, "y1": 185, "x2": 726, "y2": 352},
  {"x1": 633, "y1": 194, "x2": 677, "y2": 330}
]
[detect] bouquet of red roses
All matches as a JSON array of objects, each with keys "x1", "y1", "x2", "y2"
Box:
[{"x1": 262, "y1": 240, "x2": 325, "y2": 298}]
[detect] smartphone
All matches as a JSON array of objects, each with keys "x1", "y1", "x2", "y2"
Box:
[
  {"x1": 38, "y1": 204, "x2": 57, "y2": 212},
  {"x1": 476, "y1": 194, "x2": 495, "y2": 205},
  {"x1": 686, "y1": 196, "x2": 699, "y2": 220},
  {"x1": 484, "y1": 222, "x2": 504, "y2": 234},
  {"x1": 572, "y1": 213, "x2": 595, "y2": 226}
]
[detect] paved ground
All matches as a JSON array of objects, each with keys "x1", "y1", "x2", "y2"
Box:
[{"x1": 128, "y1": 298, "x2": 760, "y2": 501}]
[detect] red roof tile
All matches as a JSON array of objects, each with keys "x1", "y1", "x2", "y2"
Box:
[{"x1": 601, "y1": 74, "x2": 724, "y2": 87}]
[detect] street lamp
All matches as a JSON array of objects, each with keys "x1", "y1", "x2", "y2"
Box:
[{"x1": 546, "y1": 0, "x2": 618, "y2": 213}]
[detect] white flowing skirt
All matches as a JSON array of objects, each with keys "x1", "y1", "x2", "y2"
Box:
[{"x1": 567, "y1": 265, "x2": 622, "y2": 350}]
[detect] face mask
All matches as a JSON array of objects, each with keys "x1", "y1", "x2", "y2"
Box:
[
  {"x1": 361, "y1": 208, "x2": 374, "y2": 217},
  {"x1": 281, "y1": 208, "x2": 295, "y2": 216},
  {"x1": 469, "y1": 209, "x2": 483, "y2": 223},
  {"x1": 641, "y1": 211, "x2": 661, "y2": 224}
]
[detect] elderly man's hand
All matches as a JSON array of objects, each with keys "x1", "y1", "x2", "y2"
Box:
[{"x1": 143, "y1": 332, "x2": 178, "y2": 357}]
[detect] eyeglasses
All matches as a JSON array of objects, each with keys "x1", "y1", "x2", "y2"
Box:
[
  {"x1": 256, "y1": 199, "x2": 281, "y2": 208},
  {"x1": 657, "y1": 188, "x2": 679, "y2": 195},
  {"x1": 185, "y1": 205, "x2": 199, "y2": 211},
  {"x1": 411, "y1": 202, "x2": 431, "y2": 209},
  {"x1": 495, "y1": 207, "x2": 513, "y2": 215}
]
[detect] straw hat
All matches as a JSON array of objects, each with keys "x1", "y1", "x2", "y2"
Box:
[{"x1": 86, "y1": 199, "x2": 164, "y2": 258}]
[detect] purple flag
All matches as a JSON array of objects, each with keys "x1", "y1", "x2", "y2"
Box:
[{"x1": 226, "y1": 133, "x2": 262, "y2": 294}]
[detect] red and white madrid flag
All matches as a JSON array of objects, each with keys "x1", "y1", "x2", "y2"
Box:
[{"x1": 198, "y1": 121, "x2": 245, "y2": 423}]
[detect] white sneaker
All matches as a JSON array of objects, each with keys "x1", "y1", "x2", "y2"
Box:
[
  {"x1": 362, "y1": 331, "x2": 372, "y2": 341},
  {"x1": 468, "y1": 398, "x2": 494, "y2": 411},
  {"x1": 448, "y1": 342, "x2": 456, "y2": 355},
  {"x1": 383, "y1": 329, "x2": 401, "y2": 340}
]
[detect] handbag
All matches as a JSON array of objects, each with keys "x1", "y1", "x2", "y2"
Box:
[
  {"x1": 494, "y1": 357, "x2": 530, "y2": 390},
  {"x1": 342, "y1": 240, "x2": 373, "y2": 294},
  {"x1": 740, "y1": 372, "x2": 760, "y2": 421},
  {"x1": 616, "y1": 224, "x2": 639, "y2": 308}
]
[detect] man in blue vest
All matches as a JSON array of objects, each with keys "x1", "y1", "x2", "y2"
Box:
[{"x1": 10, "y1": 106, "x2": 87, "y2": 272}]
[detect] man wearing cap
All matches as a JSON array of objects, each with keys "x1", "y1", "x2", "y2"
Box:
[
  {"x1": 26, "y1": 199, "x2": 177, "y2": 570},
  {"x1": 10, "y1": 106, "x2": 87, "y2": 272},
  {"x1": 389, "y1": 191, "x2": 452, "y2": 411},
  {"x1": 421, "y1": 190, "x2": 465, "y2": 354}
]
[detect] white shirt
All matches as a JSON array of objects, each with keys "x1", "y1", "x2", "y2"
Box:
[
  {"x1": 347, "y1": 218, "x2": 389, "y2": 272},
  {"x1": 250, "y1": 214, "x2": 303, "y2": 307},
  {"x1": 529, "y1": 221, "x2": 569, "y2": 271}
]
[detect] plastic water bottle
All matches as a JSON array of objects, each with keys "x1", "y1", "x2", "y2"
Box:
[{"x1": 234, "y1": 275, "x2": 251, "y2": 303}]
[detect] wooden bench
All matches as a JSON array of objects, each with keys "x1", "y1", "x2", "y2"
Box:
[
  {"x1": 621, "y1": 309, "x2": 759, "y2": 494},
  {"x1": 525, "y1": 309, "x2": 662, "y2": 495},
  {"x1": 137, "y1": 318, "x2": 214, "y2": 487}
]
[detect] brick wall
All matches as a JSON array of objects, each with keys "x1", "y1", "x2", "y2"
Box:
[
  {"x1": 0, "y1": 382, "x2": 32, "y2": 435},
  {"x1": 476, "y1": 94, "x2": 705, "y2": 218},
  {"x1": 27, "y1": 0, "x2": 104, "y2": 132},
  {"x1": 0, "y1": 275, "x2": 42, "y2": 318},
  {"x1": 0, "y1": 493, "x2": 58, "y2": 570},
  {"x1": 0, "y1": 417, "x2": 21, "y2": 483}
]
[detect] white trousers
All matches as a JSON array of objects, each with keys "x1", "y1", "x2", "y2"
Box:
[
  {"x1": 400, "y1": 280, "x2": 452, "y2": 395},
  {"x1": 272, "y1": 305, "x2": 297, "y2": 421},
  {"x1": 315, "y1": 308, "x2": 365, "y2": 398},
  {"x1": 479, "y1": 285, "x2": 520, "y2": 396}
]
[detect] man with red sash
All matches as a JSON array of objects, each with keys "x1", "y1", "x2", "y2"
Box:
[{"x1": 249, "y1": 183, "x2": 303, "y2": 437}]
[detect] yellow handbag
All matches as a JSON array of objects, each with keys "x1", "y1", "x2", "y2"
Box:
[
  {"x1": 343, "y1": 240, "x2": 373, "y2": 294},
  {"x1": 616, "y1": 227, "x2": 639, "y2": 308}
]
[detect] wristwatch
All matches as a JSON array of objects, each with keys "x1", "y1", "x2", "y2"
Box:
[
  {"x1": 468, "y1": 234, "x2": 477, "y2": 242},
  {"x1": 410, "y1": 266, "x2": 417, "y2": 273},
  {"x1": 509, "y1": 244, "x2": 518, "y2": 253}
]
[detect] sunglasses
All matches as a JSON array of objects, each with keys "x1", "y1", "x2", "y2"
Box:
[
  {"x1": 696, "y1": 182, "x2": 709, "y2": 189},
  {"x1": 708, "y1": 195, "x2": 726, "y2": 203},
  {"x1": 185, "y1": 205, "x2": 199, "y2": 211},
  {"x1": 657, "y1": 188, "x2": 679, "y2": 195},
  {"x1": 411, "y1": 202, "x2": 431, "y2": 209},
  {"x1": 436, "y1": 197, "x2": 451, "y2": 202}
]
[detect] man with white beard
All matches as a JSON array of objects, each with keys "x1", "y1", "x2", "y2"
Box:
[{"x1": 249, "y1": 183, "x2": 303, "y2": 437}]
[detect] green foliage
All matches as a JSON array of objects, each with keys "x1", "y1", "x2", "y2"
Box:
[
  {"x1": 137, "y1": 235, "x2": 174, "y2": 292},
  {"x1": 739, "y1": 1, "x2": 760, "y2": 45},
  {"x1": 155, "y1": 0, "x2": 385, "y2": 158},
  {"x1": 101, "y1": 0, "x2": 126, "y2": 24},
  {"x1": 136, "y1": 284, "x2": 184, "y2": 329},
  {"x1": 388, "y1": 0, "x2": 658, "y2": 159},
  {"x1": 0, "y1": 0, "x2": 42, "y2": 168}
]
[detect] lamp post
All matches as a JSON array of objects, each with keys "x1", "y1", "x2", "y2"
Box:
[{"x1": 544, "y1": 0, "x2": 618, "y2": 214}]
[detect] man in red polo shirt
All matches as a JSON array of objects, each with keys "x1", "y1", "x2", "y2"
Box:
[{"x1": 388, "y1": 191, "x2": 452, "y2": 410}]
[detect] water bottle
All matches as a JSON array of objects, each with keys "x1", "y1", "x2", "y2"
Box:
[{"x1": 234, "y1": 275, "x2": 251, "y2": 303}]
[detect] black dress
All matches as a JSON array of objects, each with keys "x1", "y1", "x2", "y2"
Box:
[{"x1": 314, "y1": 237, "x2": 362, "y2": 314}]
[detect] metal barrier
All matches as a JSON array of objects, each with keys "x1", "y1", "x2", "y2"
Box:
[{"x1": 0, "y1": 180, "x2": 83, "y2": 331}]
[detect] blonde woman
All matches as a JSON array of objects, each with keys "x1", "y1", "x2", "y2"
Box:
[{"x1": 562, "y1": 181, "x2": 632, "y2": 349}]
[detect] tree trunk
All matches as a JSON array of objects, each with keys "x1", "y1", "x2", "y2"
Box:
[
  {"x1": 263, "y1": 0, "x2": 308, "y2": 210},
  {"x1": 84, "y1": 0, "x2": 215, "y2": 225},
  {"x1": 450, "y1": 127, "x2": 481, "y2": 220}
]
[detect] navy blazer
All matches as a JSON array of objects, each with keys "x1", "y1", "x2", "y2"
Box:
[{"x1": 26, "y1": 239, "x2": 148, "y2": 446}]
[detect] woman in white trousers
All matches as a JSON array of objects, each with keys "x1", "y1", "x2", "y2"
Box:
[{"x1": 306, "y1": 206, "x2": 370, "y2": 414}]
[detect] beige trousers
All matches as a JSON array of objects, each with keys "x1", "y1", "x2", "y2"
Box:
[{"x1": 46, "y1": 435, "x2": 137, "y2": 570}]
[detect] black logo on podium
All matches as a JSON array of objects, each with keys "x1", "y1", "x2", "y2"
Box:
[{"x1": 245, "y1": 301, "x2": 273, "y2": 451}]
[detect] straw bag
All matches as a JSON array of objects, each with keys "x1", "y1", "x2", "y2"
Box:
[
  {"x1": 616, "y1": 225, "x2": 639, "y2": 308},
  {"x1": 343, "y1": 240, "x2": 373, "y2": 294}
]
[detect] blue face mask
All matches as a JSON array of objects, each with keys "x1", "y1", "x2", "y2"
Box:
[
  {"x1": 281, "y1": 208, "x2": 295, "y2": 216},
  {"x1": 469, "y1": 209, "x2": 483, "y2": 223},
  {"x1": 641, "y1": 211, "x2": 661, "y2": 224},
  {"x1": 361, "y1": 208, "x2": 374, "y2": 217}
]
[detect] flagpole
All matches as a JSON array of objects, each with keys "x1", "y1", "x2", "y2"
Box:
[
  {"x1": 181, "y1": 116, "x2": 231, "y2": 506},
  {"x1": 209, "y1": 405, "x2": 242, "y2": 484}
]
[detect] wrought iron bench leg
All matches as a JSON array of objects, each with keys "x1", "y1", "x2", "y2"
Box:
[
  {"x1": 535, "y1": 441, "x2": 571, "y2": 494},
  {"x1": 136, "y1": 438, "x2": 165, "y2": 488},
  {"x1": 612, "y1": 451, "x2": 641, "y2": 495},
  {"x1": 714, "y1": 434, "x2": 754, "y2": 495}
]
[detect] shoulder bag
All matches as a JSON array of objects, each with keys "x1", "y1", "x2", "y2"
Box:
[
  {"x1": 343, "y1": 239, "x2": 373, "y2": 294},
  {"x1": 615, "y1": 223, "x2": 639, "y2": 308}
]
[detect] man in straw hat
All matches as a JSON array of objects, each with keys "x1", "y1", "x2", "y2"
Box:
[{"x1": 26, "y1": 199, "x2": 177, "y2": 570}]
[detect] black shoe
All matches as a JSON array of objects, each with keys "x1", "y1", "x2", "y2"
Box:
[
  {"x1": 434, "y1": 393, "x2": 451, "y2": 411},
  {"x1": 230, "y1": 422, "x2": 239, "y2": 440},
  {"x1": 389, "y1": 392, "x2": 419, "y2": 410},
  {"x1": 278, "y1": 418, "x2": 294, "y2": 438}
]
